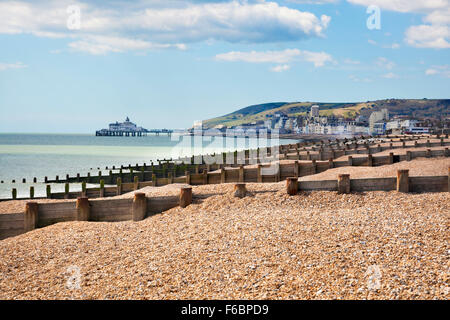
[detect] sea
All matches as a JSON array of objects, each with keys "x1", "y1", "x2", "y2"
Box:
[{"x1": 0, "y1": 133, "x2": 299, "y2": 199}]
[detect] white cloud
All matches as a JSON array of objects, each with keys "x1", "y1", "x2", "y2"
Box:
[
  {"x1": 68, "y1": 35, "x2": 186, "y2": 55},
  {"x1": 215, "y1": 49, "x2": 333, "y2": 67},
  {"x1": 348, "y1": 0, "x2": 450, "y2": 49},
  {"x1": 288, "y1": 0, "x2": 339, "y2": 4},
  {"x1": 425, "y1": 65, "x2": 450, "y2": 77},
  {"x1": 0, "y1": 1, "x2": 331, "y2": 54},
  {"x1": 270, "y1": 64, "x2": 291, "y2": 72},
  {"x1": 376, "y1": 57, "x2": 396, "y2": 70},
  {"x1": 382, "y1": 72, "x2": 399, "y2": 78},
  {"x1": 343, "y1": 58, "x2": 360, "y2": 64},
  {"x1": 368, "y1": 39, "x2": 377, "y2": 45},
  {"x1": 405, "y1": 24, "x2": 450, "y2": 48},
  {"x1": 0, "y1": 62, "x2": 27, "y2": 71},
  {"x1": 347, "y1": 0, "x2": 449, "y2": 13},
  {"x1": 349, "y1": 74, "x2": 371, "y2": 82}
]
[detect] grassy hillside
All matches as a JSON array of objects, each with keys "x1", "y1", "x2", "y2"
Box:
[{"x1": 203, "y1": 99, "x2": 450, "y2": 128}]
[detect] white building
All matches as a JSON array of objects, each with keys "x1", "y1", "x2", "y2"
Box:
[
  {"x1": 109, "y1": 117, "x2": 145, "y2": 132},
  {"x1": 310, "y1": 105, "x2": 320, "y2": 118},
  {"x1": 369, "y1": 109, "x2": 389, "y2": 134}
]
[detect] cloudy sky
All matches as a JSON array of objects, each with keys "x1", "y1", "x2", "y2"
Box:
[{"x1": 0, "y1": 0, "x2": 449, "y2": 132}]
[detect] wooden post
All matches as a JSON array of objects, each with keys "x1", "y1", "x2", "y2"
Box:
[
  {"x1": 168, "y1": 172, "x2": 173, "y2": 184},
  {"x1": 220, "y1": 168, "x2": 226, "y2": 183},
  {"x1": 367, "y1": 154, "x2": 373, "y2": 167},
  {"x1": 44, "y1": 176, "x2": 48, "y2": 183},
  {"x1": 306, "y1": 151, "x2": 311, "y2": 160},
  {"x1": 440, "y1": 137, "x2": 444, "y2": 146},
  {"x1": 406, "y1": 151, "x2": 412, "y2": 161},
  {"x1": 293, "y1": 161, "x2": 299, "y2": 178},
  {"x1": 286, "y1": 177, "x2": 298, "y2": 195},
  {"x1": 116, "y1": 177, "x2": 122, "y2": 195},
  {"x1": 12, "y1": 188, "x2": 17, "y2": 200},
  {"x1": 426, "y1": 149, "x2": 431, "y2": 158},
  {"x1": 24, "y1": 202, "x2": 38, "y2": 232},
  {"x1": 311, "y1": 159, "x2": 317, "y2": 174},
  {"x1": 445, "y1": 148, "x2": 449, "y2": 157},
  {"x1": 389, "y1": 152, "x2": 394, "y2": 164},
  {"x1": 426, "y1": 139, "x2": 430, "y2": 147},
  {"x1": 328, "y1": 158, "x2": 334, "y2": 169},
  {"x1": 180, "y1": 187, "x2": 192, "y2": 208},
  {"x1": 239, "y1": 165, "x2": 244, "y2": 182},
  {"x1": 29, "y1": 186, "x2": 34, "y2": 199},
  {"x1": 99, "y1": 180, "x2": 105, "y2": 198},
  {"x1": 76, "y1": 197, "x2": 90, "y2": 221},
  {"x1": 414, "y1": 140, "x2": 418, "y2": 148},
  {"x1": 202, "y1": 170, "x2": 208, "y2": 185},
  {"x1": 185, "y1": 171, "x2": 191, "y2": 185},
  {"x1": 257, "y1": 165, "x2": 262, "y2": 182},
  {"x1": 348, "y1": 156, "x2": 353, "y2": 166},
  {"x1": 152, "y1": 173, "x2": 157, "y2": 187},
  {"x1": 46, "y1": 185, "x2": 51, "y2": 198},
  {"x1": 132, "y1": 192, "x2": 147, "y2": 221},
  {"x1": 133, "y1": 175, "x2": 139, "y2": 190},
  {"x1": 337, "y1": 174, "x2": 350, "y2": 194},
  {"x1": 64, "y1": 183, "x2": 69, "y2": 199},
  {"x1": 397, "y1": 169, "x2": 409, "y2": 193},
  {"x1": 234, "y1": 183, "x2": 247, "y2": 198}
]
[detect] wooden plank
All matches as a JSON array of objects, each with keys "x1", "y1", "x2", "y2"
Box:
[
  {"x1": 350, "y1": 177, "x2": 396, "y2": 191},
  {"x1": 147, "y1": 196, "x2": 179, "y2": 214},
  {"x1": 0, "y1": 220, "x2": 24, "y2": 230},
  {"x1": 0, "y1": 212, "x2": 24, "y2": 222},
  {"x1": 409, "y1": 176, "x2": 447, "y2": 192},
  {"x1": 298, "y1": 180, "x2": 337, "y2": 191},
  {"x1": 0, "y1": 229, "x2": 25, "y2": 240}
]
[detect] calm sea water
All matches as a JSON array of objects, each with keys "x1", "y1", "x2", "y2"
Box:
[{"x1": 0, "y1": 133, "x2": 298, "y2": 199}]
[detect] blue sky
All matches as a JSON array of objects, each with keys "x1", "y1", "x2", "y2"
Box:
[{"x1": 0, "y1": 0, "x2": 449, "y2": 133}]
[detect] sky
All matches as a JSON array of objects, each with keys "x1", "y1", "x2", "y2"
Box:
[{"x1": 0, "y1": 0, "x2": 449, "y2": 133}]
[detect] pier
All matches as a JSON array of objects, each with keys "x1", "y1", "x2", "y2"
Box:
[
  {"x1": 95, "y1": 117, "x2": 172, "y2": 136},
  {"x1": 95, "y1": 129, "x2": 172, "y2": 137}
]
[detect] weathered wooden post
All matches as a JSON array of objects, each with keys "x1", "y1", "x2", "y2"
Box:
[
  {"x1": 22, "y1": 178, "x2": 26, "y2": 183},
  {"x1": 445, "y1": 148, "x2": 449, "y2": 157},
  {"x1": 87, "y1": 172, "x2": 91, "y2": 183},
  {"x1": 220, "y1": 168, "x2": 226, "y2": 183},
  {"x1": 168, "y1": 172, "x2": 173, "y2": 184},
  {"x1": 441, "y1": 137, "x2": 444, "y2": 146},
  {"x1": 426, "y1": 139, "x2": 430, "y2": 147},
  {"x1": 286, "y1": 177, "x2": 298, "y2": 195},
  {"x1": 46, "y1": 185, "x2": 51, "y2": 198},
  {"x1": 24, "y1": 202, "x2": 38, "y2": 232},
  {"x1": 306, "y1": 151, "x2": 311, "y2": 160},
  {"x1": 29, "y1": 186, "x2": 34, "y2": 199},
  {"x1": 151, "y1": 173, "x2": 157, "y2": 187},
  {"x1": 99, "y1": 180, "x2": 105, "y2": 197},
  {"x1": 133, "y1": 176, "x2": 139, "y2": 191},
  {"x1": 426, "y1": 149, "x2": 431, "y2": 158},
  {"x1": 33, "y1": 177, "x2": 37, "y2": 183},
  {"x1": 348, "y1": 156, "x2": 353, "y2": 166},
  {"x1": 64, "y1": 183, "x2": 69, "y2": 199},
  {"x1": 44, "y1": 176, "x2": 48, "y2": 183},
  {"x1": 185, "y1": 171, "x2": 190, "y2": 185},
  {"x1": 12, "y1": 188, "x2": 17, "y2": 200},
  {"x1": 76, "y1": 173, "x2": 80, "y2": 183},
  {"x1": 311, "y1": 159, "x2": 317, "y2": 174},
  {"x1": 109, "y1": 170, "x2": 113, "y2": 184},
  {"x1": 239, "y1": 165, "x2": 244, "y2": 182},
  {"x1": 257, "y1": 164, "x2": 262, "y2": 182},
  {"x1": 389, "y1": 152, "x2": 394, "y2": 164},
  {"x1": 337, "y1": 174, "x2": 350, "y2": 194},
  {"x1": 116, "y1": 177, "x2": 122, "y2": 195},
  {"x1": 367, "y1": 154, "x2": 373, "y2": 167},
  {"x1": 406, "y1": 151, "x2": 412, "y2": 161},
  {"x1": 76, "y1": 197, "x2": 90, "y2": 221},
  {"x1": 414, "y1": 140, "x2": 418, "y2": 148},
  {"x1": 328, "y1": 158, "x2": 334, "y2": 169},
  {"x1": 234, "y1": 183, "x2": 247, "y2": 198},
  {"x1": 202, "y1": 170, "x2": 207, "y2": 185},
  {"x1": 397, "y1": 169, "x2": 409, "y2": 193},
  {"x1": 132, "y1": 192, "x2": 147, "y2": 221},
  {"x1": 180, "y1": 187, "x2": 192, "y2": 208},
  {"x1": 293, "y1": 161, "x2": 299, "y2": 178}
]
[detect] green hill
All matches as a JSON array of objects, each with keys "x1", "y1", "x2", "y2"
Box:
[{"x1": 203, "y1": 99, "x2": 450, "y2": 128}]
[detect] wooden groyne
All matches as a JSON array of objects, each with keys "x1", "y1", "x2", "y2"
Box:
[{"x1": 4, "y1": 134, "x2": 449, "y2": 201}]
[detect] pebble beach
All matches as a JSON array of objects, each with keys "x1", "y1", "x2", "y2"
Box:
[{"x1": 0, "y1": 176, "x2": 449, "y2": 299}]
